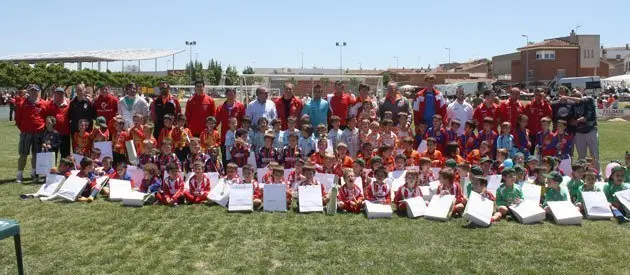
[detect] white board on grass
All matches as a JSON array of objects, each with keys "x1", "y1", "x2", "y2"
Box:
[
  {"x1": 509, "y1": 200, "x2": 546, "y2": 224},
  {"x1": 315, "y1": 173, "x2": 336, "y2": 193},
  {"x1": 35, "y1": 152, "x2": 55, "y2": 175},
  {"x1": 204, "y1": 172, "x2": 220, "y2": 190},
  {"x1": 561, "y1": 176, "x2": 572, "y2": 188},
  {"x1": 420, "y1": 186, "x2": 432, "y2": 201},
  {"x1": 126, "y1": 140, "x2": 138, "y2": 165},
  {"x1": 183, "y1": 173, "x2": 194, "y2": 191},
  {"x1": 298, "y1": 185, "x2": 323, "y2": 213},
  {"x1": 263, "y1": 184, "x2": 288, "y2": 212},
  {"x1": 388, "y1": 170, "x2": 407, "y2": 199},
  {"x1": 37, "y1": 174, "x2": 66, "y2": 197},
  {"x1": 256, "y1": 168, "x2": 269, "y2": 186},
  {"x1": 486, "y1": 175, "x2": 502, "y2": 196},
  {"x1": 108, "y1": 179, "x2": 132, "y2": 201},
  {"x1": 425, "y1": 195, "x2": 455, "y2": 221},
  {"x1": 365, "y1": 201, "x2": 393, "y2": 219},
  {"x1": 404, "y1": 196, "x2": 427, "y2": 218},
  {"x1": 121, "y1": 191, "x2": 148, "y2": 206},
  {"x1": 126, "y1": 166, "x2": 144, "y2": 190},
  {"x1": 521, "y1": 184, "x2": 542, "y2": 204},
  {"x1": 547, "y1": 200, "x2": 582, "y2": 225},
  {"x1": 615, "y1": 189, "x2": 630, "y2": 215},
  {"x1": 558, "y1": 157, "x2": 572, "y2": 176},
  {"x1": 54, "y1": 175, "x2": 89, "y2": 201},
  {"x1": 464, "y1": 191, "x2": 495, "y2": 227},
  {"x1": 229, "y1": 184, "x2": 254, "y2": 212},
  {"x1": 208, "y1": 179, "x2": 231, "y2": 207},
  {"x1": 581, "y1": 192, "x2": 613, "y2": 220},
  {"x1": 93, "y1": 141, "x2": 113, "y2": 161}
]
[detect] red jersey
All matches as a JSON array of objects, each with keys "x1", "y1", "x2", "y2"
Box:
[
  {"x1": 365, "y1": 182, "x2": 391, "y2": 204},
  {"x1": 329, "y1": 93, "x2": 355, "y2": 126},
  {"x1": 157, "y1": 126, "x2": 174, "y2": 149},
  {"x1": 524, "y1": 98, "x2": 552, "y2": 134},
  {"x1": 128, "y1": 125, "x2": 145, "y2": 155},
  {"x1": 473, "y1": 103, "x2": 499, "y2": 130},
  {"x1": 90, "y1": 126, "x2": 109, "y2": 143},
  {"x1": 337, "y1": 184, "x2": 364, "y2": 213},
  {"x1": 274, "y1": 96, "x2": 304, "y2": 130},
  {"x1": 188, "y1": 175, "x2": 211, "y2": 196},
  {"x1": 280, "y1": 146, "x2": 302, "y2": 169},
  {"x1": 185, "y1": 93, "x2": 216, "y2": 136},
  {"x1": 111, "y1": 129, "x2": 129, "y2": 155},
  {"x1": 230, "y1": 143, "x2": 250, "y2": 167},
  {"x1": 394, "y1": 184, "x2": 424, "y2": 210},
  {"x1": 199, "y1": 129, "x2": 221, "y2": 152},
  {"x1": 171, "y1": 127, "x2": 192, "y2": 150},
  {"x1": 437, "y1": 182, "x2": 465, "y2": 204},
  {"x1": 94, "y1": 94, "x2": 119, "y2": 129},
  {"x1": 16, "y1": 98, "x2": 46, "y2": 133},
  {"x1": 498, "y1": 98, "x2": 524, "y2": 127},
  {"x1": 160, "y1": 176, "x2": 184, "y2": 197},
  {"x1": 216, "y1": 101, "x2": 246, "y2": 144},
  {"x1": 44, "y1": 99, "x2": 71, "y2": 135},
  {"x1": 419, "y1": 149, "x2": 443, "y2": 168},
  {"x1": 72, "y1": 131, "x2": 92, "y2": 155},
  {"x1": 403, "y1": 149, "x2": 421, "y2": 166}
]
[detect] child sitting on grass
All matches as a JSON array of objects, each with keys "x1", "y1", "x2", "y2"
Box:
[
  {"x1": 394, "y1": 170, "x2": 426, "y2": 213},
  {"x1": 337, "y1": 169, "x2": 364, "y2": 213},
  {"x1": 575, "y1": 168, "x2": 600, "y2": 213},
  {"x1": 183, "y1": 161, "x2": 211, "y2": 204},
  {"x1": 365, "y1": 166, "x2": 391, "y2": 205},
  {"x1": 240, "y1": 164, "x2": 262, "y2": 210},
  {"x1": 138, "y1": 163, "x2": 161, "y2": 194},
  {"x1": 542, "y1": 171, "x2": 571, "y2": 214},
  {"x1": 437, "y1": 168, "x2": 466, "y2": 217},
  {"x1": 156, "y1": 163, "x2": 184, "y2": 207},
  {"x1": 493, "y1": 168, "x2": 522, "y2": 222}
]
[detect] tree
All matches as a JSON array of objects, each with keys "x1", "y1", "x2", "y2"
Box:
[
  {"x1": 242, "y1": 66, "x2": 263, "y2": 84},
  {"x1": 348, "y1": 77, "x2": 360, "y2": 93},
  {"x1": 382, "y1": 72, "x2": 391, "y2": 86},
  {"x1": 319, "y1": 77, "x2": 330, "y2": 94},
  {"x1": 242, "y1": 66, "x2": 255, "y2": 74},
  {"x1": 225, "y1": 65, "x2": 239, "y2": 86},
  {"x1": 124, "y1": 64, "x2": 140, "y2": 73},
  {"x1": 207, "y1": 59, "x2": 223, "y2": 85}
]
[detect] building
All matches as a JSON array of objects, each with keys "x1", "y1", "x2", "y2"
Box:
[
  {"x1": 491, "y1": 52, "x2": 520, "y2": 80},
  {"x1": 510, "y1": 31, "x2": 609, "y2": 84},
  {"x1": 601, "y1": 45, "x2": 630, "y2": 76}
]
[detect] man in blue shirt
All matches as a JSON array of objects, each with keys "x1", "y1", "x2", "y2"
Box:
[{"x1": 302, "y1": 84, "x2": 329, "y2": 129}]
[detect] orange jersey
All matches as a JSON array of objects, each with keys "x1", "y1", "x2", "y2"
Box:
[
  {"x1": 338, "y1": 155, "x2": 354, "y2": 169},
  {"x1": 90, "y1": 126, "x2": 109, "y2": 143},
  {"x1": 419, "y1": 149, "x2": 444, "y2": 168},
  {"x1": 403, "y1": 149, "x2": 421, "y2": 166},
  {"x1": 128, "y1": 125, "x2": 145, "y2": 154},
  {"x1": 111, "y1": 130, "x2": 129, "y2": 155},
  {"x1": 171, "y1": 127, "x2": 192, "y2": 150},
  {"x1": 309, "y1": 152, "x2": 326, "y2": 166},
  {"x1": 72, "y1": 131, "x2": 92, "y2": 156},
  {"x1": 466, "y1": 149, "x2": 488, "y2": 165},
  {"x1": 199, "y1": 129, "x2": 221, "y2": 152},
  {"x1": 382, "y1": 155, "x2": 395, "y2": 171},
  {"x1": 157, "y1": 126, "x2": 174, "y2": 148}
]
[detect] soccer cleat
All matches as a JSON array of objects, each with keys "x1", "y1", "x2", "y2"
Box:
[
  {"x1": 87, "y1": 196, "x2": 94, "y2": 203},
  {"x1": 77, "y1": 197, "x2": 90, "y2": 203},
  {"x1": 16, "y1": 174, "x2": 23, "y2": 184}
]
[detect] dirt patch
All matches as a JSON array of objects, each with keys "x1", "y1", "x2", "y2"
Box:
[{"x1": 608, "y1": 118, "x2": 627, "y2": 122}]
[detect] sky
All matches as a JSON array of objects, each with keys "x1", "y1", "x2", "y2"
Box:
[{"x1": 1, "y1": 0, "x2": 628, "y2": 72}]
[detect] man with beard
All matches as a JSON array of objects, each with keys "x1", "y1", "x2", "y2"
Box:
[
  {"x1": 150, "y1": 81, "x2": 181, "y2": 138},
  {"x1": 446, "y1": 86, "x2": 473, "y2": 135}
]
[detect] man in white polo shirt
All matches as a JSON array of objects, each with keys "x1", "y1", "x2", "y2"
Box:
[
  {"x1": 245, "y1": 86, "x2": 277, "y2": 130},
  {"x1": 446, "y1": 86, "x2": 473, "y2": 135}
]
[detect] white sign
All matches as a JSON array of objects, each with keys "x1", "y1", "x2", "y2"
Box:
[
  {"x1": 126, "y1": 140, "x2": 138, "y2": 165},
  {"x1": 417, "y1": 140, "x2": 427, "y2": 153},
  {"x1": 404, "y1": 196, "x2": 427, "y2": 218},
  {"x1": 36, "y1": 174, "x2": 66, "y2": 197},
  {"x1": 93, "y1": 141, "x2": 113, "y2": 161},
  {"x1": 256, "y1": 168, "x2": 269, "y2": 185},
  {"x1": 208, "y1": 179, "x2": 231, "y2": 207},
  {"x1": 72, "y1": 154, "x2": 84, "y2": 169},
  {"x1": 521, "y1": 184, "x2": 542, "y2": 204},
  {"x1": 54, "y1": 175, "x2": 89, "y2": 201},
  {"x1": 204, "y1": 172, "x2": 220, "y2": 190},
  {"x1": 298, "y1": 185, "x2": 324, "y2": 213},
  {"x1": 464, "y1": 191, "x2": 495, "y2": 227},
  {"x1": 121, "y1": 191, "x2": 148, "y2": 206},
  {"x1": 35, "y1": 152, "x2": 55, "y2": 175},
  {"x1": 581, "y1": 191, "x2": 613, "y2": 220},
  {"x1": 509, "y1": 200, "x2": 546, "y2": 224},
  {"x1": 314, "y1": 173, "x2": 336, "y2": 193},
  {"x1": 425, "y1": 195, "x2": 455, "y2": 221},
  {"x1": 558, "y1": 157, "x2": 572, "y2": 176},
  {"x1": 126, "y1": 166, "x2": 145, "y2": 190},
  {"x1": 365, "y1": 201, "x2": 393, "y2": 219},
  {"x1": 615, "y1": 189, "x2": 630, "y2": 215},
  {"x1": 108, "y1": 179, "x2": 132, "y2": 201},
  {"x1": 263, "y1": 184, "x2": 288, "y2": 212},
  {"x1": 547, "y1": 200, "x2": 582, "y2": 225},
  {"x1": 229, "y1": 184, "x2": 254, "y2": 212},
  {"x1": 486, "y1": 175, "x2": 502, "y2": 197}
]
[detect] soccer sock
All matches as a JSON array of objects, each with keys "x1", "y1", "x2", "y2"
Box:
[{"x1": 17, "y1": 171, "x2": 23, "y2": 176}]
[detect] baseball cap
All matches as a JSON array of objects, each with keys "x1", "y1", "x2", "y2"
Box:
[
  {"x1": 526, "y1": 156, "x2": 539, "y2": 163},
  {"x1": 354, "y1": 158, "x2": 366, "y2": 167},
  {"x1": 445, "y1": 159, "x2": 457, "y2": 168},
  {"x1": 95, "y1": 116, "x2": 107, "y2": 128},
  {"x1": 513, "y1": 165, "x2": 525, "y2": 174},
  {"x1": 336, "y1": 142, "x2": 348, "y2": 149},
  {"x1": 480, "y1": 157, "x2": 493, "y2": 164},
  {"x1": 470, "y1": 166, "x2": 483, "y2": 176},
  {"x1": 611, "y1": 166, "x2": 627, "y2": 174},
  {"x1": 503, "y1": 159, "x2": 514, "y2": 168},
  {"x1": 54, "y1": 87, "x2": 65, "y2": 93},
  {"x1": 501, "y1": 167, "x2": 515, "y2": 176},
  {"x1": 26, "y1": 84, "x2": 41, "y2": 92},
  {"x1": 544, "y1": 171, "x2": 563, "y2": 183}
]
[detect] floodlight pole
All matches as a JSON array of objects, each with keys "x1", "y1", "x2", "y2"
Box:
[
  {"x1": 335, "y1": 42, "x2": 347, "y2": 80},
  {"x1": 522, "y1": 34, "x2": 529, "y2": 84},
  {"x1": 185, "y1": 41, "x2": 197, "y2": 82}
]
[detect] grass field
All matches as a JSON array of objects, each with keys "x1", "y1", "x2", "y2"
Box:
[{"x1": 1, "y1": 121, "x2": 630, "y2": 274}]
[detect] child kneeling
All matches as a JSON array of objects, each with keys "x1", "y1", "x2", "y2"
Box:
[
  {"x1": 337, "y1": 169, "x2": 364, "y2": 213},
  {"x1": 183, "y1": 161, "x2": 211, "y2": 204}
]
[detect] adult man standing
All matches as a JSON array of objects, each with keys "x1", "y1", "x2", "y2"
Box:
[
  {"x1": 216, "y1": 88, "x2": 246, "y2": 161},
  {"x1": 565, "y1": 91, "x2": 600, "y2": 174},
  {"x1": 44, "y1": 87, "x2": 71, "y2": 158},
  {"x1": 302, "y1": 84, "x2": 330, "y2": 128},
  {"x1": 118, "y1": 83, "x2": 150, "y2": 129},
  {"x1": 245, "y1": 87, "x2": 277, "y2": 129},
  {"x1": 498, "y1": 87, "x2": 524, "y2": 127},
  {"x1": 378, "y1": 82, "x2": 411, "y2": 126},
  {"x1": 413, "y1": 75, "x2": 447, "y2": 130},
  {"x1": 446, "y1": 86, "x2": 473, "y2": 135},
  {"x1": 185, "y1": 80, "x2": 216, "y2": 136},
  {"x1": 472, "y1": 89, "x2": 499, "y2": 130},
  {"x1": 524, "y1": 88, "x2": 552, "y2": 154},
  {"x1": 274, "y1": 82, "x2": 303, "y2": 130},
  {"x1": 67, "y1": 83, "x2": 96, "y2": 135},
  {"x1": 16, "y1": 84, "x2": 46, "y2": 183},
  {"x1": 349, "y1": 83, "x2": 378, "y2": 118},
  {"x1": 93, "y1": 83, "x2": 119, "y2": 131},
  {"x1": 328, "y1": 80, "x2": 355, "y2": 128},
  {"x1": 150, "y1": 81, "x2": 181, "y2": 138}
]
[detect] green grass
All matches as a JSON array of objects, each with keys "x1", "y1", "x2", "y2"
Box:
[{"x1": 1, "y1": 122, "x2": 630, "y2": 274}]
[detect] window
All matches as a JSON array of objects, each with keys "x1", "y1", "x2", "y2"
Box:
[
  {"x1": 536, "y1": 50, "x2": 555, "y2": 60},
  {"x1": 616, "y1": 54, "x2": 622, "y2": 60},
  {"x1": 527, "y1": 70, "x2": 534, "y2": 81}
]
